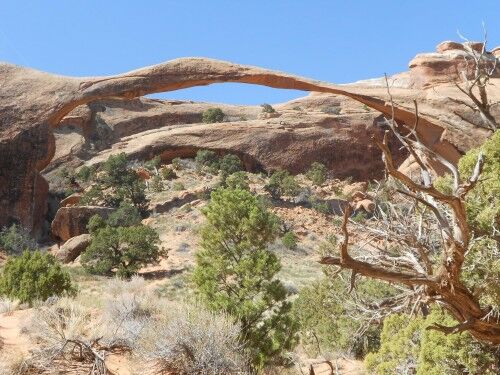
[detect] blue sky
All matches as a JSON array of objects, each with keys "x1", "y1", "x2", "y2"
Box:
[{"x1": 1, "y1": 1, "x2": 498, "y2": 104}]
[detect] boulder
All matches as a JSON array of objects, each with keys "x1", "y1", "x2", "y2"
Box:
[
  {"x1": 342, "y1": 182, "x2": 368, "y2": 199},
  {"x1": 354, "y1": 199, "x2": 376, "y2": 214},
  {"x1": 51, "y1": 206, "x2": 115, "y2": 241},
  {"x1": 54, "y1": 233, "x2": 91, "y2": 263},
  {"x1": 60, "y1": 193, "x2": 82, "y2": 207},
  {"x1": 436, "y1": 41, "x2": 465, "y2": 53}
]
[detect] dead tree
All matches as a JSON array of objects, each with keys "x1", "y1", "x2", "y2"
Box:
[
  {"x1": 449, "y1": 27, "x2": 499, "y2": 131},
  {"x1": 320, "y1": 84, "x2": 500, "y2": 344}
]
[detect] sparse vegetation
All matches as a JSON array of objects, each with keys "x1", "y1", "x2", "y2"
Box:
[
  {"x1": 322, "y1": 105, "x2": 341, "y2": 115},
  {"x1": 225, "y1": 171, "x2": 250, "y2": 190},
  {"x1": 202, "y1": 107, "x2": 225, "y2": 123},
  {"x1": 0, "y1": 223, "x2": 37, "y2": 255},
  {"x1": 281, "y1": 231, "x2": 298, "y2": 250},
  {"x1": 0, "y1": 251, "x2": 75, "y2": 305},
  {"x1": 171, "y1": 157, "x2": 183, "y2": 170},
  {"x1": 306, "y1": 161, "x2": 328, "y2": 186},
  {"x1": 150, "y1": 174, "x2": 164, "y2": 192},
  {"x1": 144, "y1": 155, "x2": 162, "y2": 171},
  {"x1": 161, "y1": 166, "x2": 177, "y2": 180},
  {"x1": 265, "y1": 169, "x2": 300, "y2": 199},
  {"x1": 261, "y1": 103, "x2": 276, "y2": 113},
  {"x1": 172, "y1": 181, "x2": 185, "y2": 191}
]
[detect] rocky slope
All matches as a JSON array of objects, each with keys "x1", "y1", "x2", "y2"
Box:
[{"x1": 0, "y1": 41, "x2": 498, "y2": 237}]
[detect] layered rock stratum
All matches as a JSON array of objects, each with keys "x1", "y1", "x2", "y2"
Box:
[{"x1": 0, "y1": 41, "x2": 498, "y2": 237}]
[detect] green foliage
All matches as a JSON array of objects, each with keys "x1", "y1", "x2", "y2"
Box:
[
  {"x1": 435, "y1": 131, "x2": 499, "y2": 234},
  {"x1": 195, "y1": 149, "x2": 220, "y2": 173},
  {"x1": 306, "y1": 162, "x2": 328, "y2": 186},
  {"x1": 202, "y1": 107, "x2": 225, "y2": 123},
  {"x1": 75, "y1": 165, "x2": 96, "y2": 183},
  {"x1": 81, "y1": 224, "x2": 161, "y2": 279},
  {"x1": 80, "y1": 153, "x2": 148, "y2": 212},
  {"x1": 144, "y1": 155, "x2": 162, "y2": 171},
  {"x1": 193, "y1": 188, "x2": 297, "y2": 368},
  {"x1": 219, "y1": 154, "x2": 243, "y2": 184},
  {"x1": 352, "y1": 211, "x2": 367, "y2": 223},
  {"x1": 0, "y1": 224, "x2": 37, "y2": 255},
  {"x1": 171, "y1": 157, "x2": 182, "y2": 170},
  {"x1": 261, "y1": 103, "x2": 276, "y2": 113},
  {"x1": 225, "y1": 171, "x2": 250, "y2": 190},
  {"x1": 106, "y1": 202, "x2": 142, "y2": 228},
  {"x1": 281, "y1": 231, "x2": 298, "y2": 250},
  {"x1": 161, "y1": 167, "x2": 177, "y2": 180},
  {"x1": 150, "y1": 174, "x2": 164, "y2": 192},
  {"x1": 0, "y1": 251, "x2": 75, "y2": 305},
  {"x1": 265, "y1": 170, "x2": 300, "y2": 198},
  {"x1": 172, "y1": 181, "x2": 185, "y2": 191},
  {"x1": 365, "y1": 310, "x2": 499, "y2": 375},
  {"x1": 293, "y1": 276, "x2": 392, "y2": 358}
]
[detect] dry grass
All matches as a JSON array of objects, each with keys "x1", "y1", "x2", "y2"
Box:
[{"x1": 0, "y1": 296, "x2": 20, "y2": 315}]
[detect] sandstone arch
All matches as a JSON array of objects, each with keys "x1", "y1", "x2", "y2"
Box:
[{"x1": 0, "y1": 57, "x2": 460, "y2": 236}]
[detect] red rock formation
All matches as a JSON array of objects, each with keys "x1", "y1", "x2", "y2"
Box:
[{"x1": 1, "y1": 43, "x2": 496, "y2": 236}]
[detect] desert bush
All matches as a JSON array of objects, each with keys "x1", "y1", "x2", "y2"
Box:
[
  {"x1": 261, "y1": 103, "x2": 276, "y2": 113},
  {"x1": 193, "y1": 188, "x2": 298, "y2": 368},
  {"x1": 150, "y1": 174, "x2": 164, "y2": 192},
  {"x1": 0, "y1": 224, "x2": 37, "y2": 255},
  {"x1": 306, "y1": 162, "x2": 328, "y2": 186},
  {"x1": 281, "y1": 231, "x2": 298, "y2": 250},
  {"x1": 171, "y1": 157, "x2": 183, "y2": 170},
  {"x1": 80, "y1": 152, "x2": 148, "y2": 212},
  {"x1": 265, "y1": 170, "x2": 300, "y2": 199},
  {"x1": 0, "y1": 296, "x2": 19, "y2": 314},
  {"x1": 106, "y1": 201, "x2": 142, "y2": 227},
  {"x1": 225, "y1": 171, "x2": 250, "y2": 190},
  {"x1": 219, "y1": 154, "x2": 243, "y2": 179},
  {"x1": 75, "y1": 165, "x2": 96, "y2": 183},
  {"x1": 81, "y1": 224, "x2": 162, "y2": 278},
  {"x1": 195, "y1": 149, "x2": 219, "y2": 172},
  {"x1": 365, "y1": 310, "x2": 500, "y2": 375},
  {"x1": 202, "y1": 107, "x2": 225, "y2": 123},
  {"x1": 0, "y1": 251, "x2": 75, "y2": 305},
  {"x1": 172, "y1": 181, "x2": 185, "y2": 191},
  {"x1": 144, "y1": 155, "x2": 162, "y2": 171},
  {"x1": 138, "y1": 303, "x2": 251, "y2": 375},
  {"x1": 161, "y1": 167, "x2": 177, "y2": 180},
  {"x1": 322, "y1": 106, "x2": 341, "y2": 115}
]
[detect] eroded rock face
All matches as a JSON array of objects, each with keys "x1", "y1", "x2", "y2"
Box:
[
  {"x1": 51, "y1": 206, "x2": 115, "y2": 242},
  {"x1": 0, "y1": 43, "x2": 496, "y2": 237}
]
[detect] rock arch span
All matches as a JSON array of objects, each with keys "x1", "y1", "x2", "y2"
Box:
[{"x1": 0, "y1": 57, "x2": 459, "y2": 236}]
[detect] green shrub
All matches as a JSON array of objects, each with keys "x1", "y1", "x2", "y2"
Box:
[
  {"x1": 261, "y1": 103, "x2": 276, "y2": 113},
  {"x1": 436, "y1": 130, "x2": 499, "y2": 235},
  {"x1": 144, "y1": 155, "x2": 162, "y2": 171},
  {"x1": 281, "y1": 231, "x2": 298, "y2": 250},
  {"x1": 219, "y1": 154, "x2": 243, "y2": 183},
  {"x1": 0, "y1": 251, "x2": 75, "y2": 305},
  {"x1": 306, "y1": 162, "x2": 328, "y2": 186},
  {"x1": 202, "y1": 108, "x2": 225, "y2": 123},
  {"x1": 0, "y1": 224, "x2": 37, "y2": 255},
  {"x1": 106, "y1": 202, "x2": 142, "y2": 228},
  {"x1": 365, "y1": 310, "x2": 499, "y2": 374},
  {"x1": 225, "y1": 171, "x2": 250, "y2": 190},
  {"x1": 293, "y1": 275, "x2": 395, "y2": 359},
  {"x1": 172, "y1": 181, "x2": 185, "y2": 191},
  {"x1": 150, "y1": 174, "x2": 164, "y2": 192},
  {"x1": 265, "y1": 170, "x2": 300, "y2": 198},
  {"x1": 161, "y1": 167, "x2": 177, "y2": 180},
  {"x1": 82, "y1": 224, "x2": 162, "y2": 279},
  {"x1": 193, "y1": 188, "x2": 297, "y2": 369},
  {"x1": 171, "y1": 157, "x2": 182, "y2": 170},
  {"x1": 80, "y1": 153, "x2": 148, "y2": 212},
  {"x1": 75, "y1": 165, "x2": 96, "y2": 183},
  {"x1": 195, "y1": 149, "x2": 220, "y2": 173}
]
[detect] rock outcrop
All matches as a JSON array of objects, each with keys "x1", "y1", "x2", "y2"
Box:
[
  {"x1": 54, "y1": 233, "x2": 91, "y2": 263},
  {"x1": 1, "y1": 41, "x2": 497, "y2": 237},
  {"x1": 51, "y1": 206, "x2": 115, "y2": 241}
]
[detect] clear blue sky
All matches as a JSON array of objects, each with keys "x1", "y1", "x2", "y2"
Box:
[{"x1": 1, "y1": 1, "x2": 498, "y2": 104}]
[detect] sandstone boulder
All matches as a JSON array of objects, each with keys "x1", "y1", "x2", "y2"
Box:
[
  {"x1": 60, "y1": 193, "x2": 82, "y2": 207},
  {"x1": 54, "y1": 233, "x2": 91, "y2": 263},
  {"x1": 342, "y1": 182, "x2": 368, "y2": 199},
  {"x1": 51, "y1": 206, "x2": 115, "y2": 241}
]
